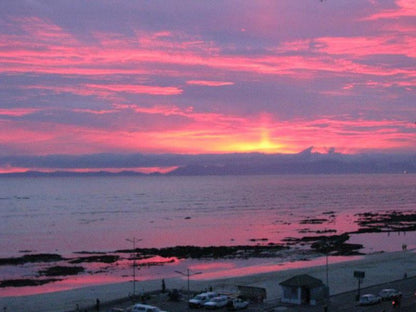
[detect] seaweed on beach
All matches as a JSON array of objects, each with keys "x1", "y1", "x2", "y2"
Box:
[
  {"x1": 0, "y1": 278, "x2": 61, "y2": 288},
  {"x1": 0, "y1": 253, "x2": 64, "y2": 266},
  {"x1": 39, "y1": 265, "x2": 85, "y2": 276}
]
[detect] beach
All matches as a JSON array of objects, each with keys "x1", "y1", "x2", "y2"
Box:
[{"x1": 1, "y1": 249, "x2": 414, "y2": 312}]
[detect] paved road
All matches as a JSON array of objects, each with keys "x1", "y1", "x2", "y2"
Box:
[
  {"x1": 263, "y1": 276, "x2": 416, "y2": 312},
  {"x1": 326, "y1": 276, "x2": 416, "y2": 312},
  {"x1": 94, "y1": 276, "x2": 416, "y2": 312}
]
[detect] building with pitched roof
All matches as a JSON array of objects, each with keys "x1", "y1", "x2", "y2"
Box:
[{"x1": 279, "y1": 274, "x2": 328, "y2": 305}]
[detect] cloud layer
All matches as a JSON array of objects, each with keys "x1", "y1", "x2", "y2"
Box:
[{"x1": 0, "y1": 1, "x2": 415, "y2": 171}]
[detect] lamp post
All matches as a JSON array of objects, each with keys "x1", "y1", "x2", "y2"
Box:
[
  {"x1": 326, "y1": 249, "x2": 329, "y2": 288},
  {"x1": 322, "y1": 240, "x2": 331, "y2": 301},
  {"x1": 175, "y1": 268, "x2": 202, "y2": 301},
  {"x1": 126, "y1": 237, "x2": 142, "y2": 297},
  {"x1": 354, "y1": 271, "x2": 365, "y2": 301},
  {"x1": 321, "y1": 241, "x2": 330, "y2": 288}
]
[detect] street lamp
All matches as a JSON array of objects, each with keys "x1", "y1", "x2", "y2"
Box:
[
  {"x1": 321, "y1": 241, "x2": 332, "y2": 289},
  {"x1": 326, "y1": 249, "x2": 329, "y2": 288},
  {"x1": 175, "y1": 268, "x2": 202, "y2": 301},
  {"x1": 126, "y1": 237, "x2": 142, "y2": 297},
  {"x1": 321, "y1": 240, "x2": 332, "y2": 302}
]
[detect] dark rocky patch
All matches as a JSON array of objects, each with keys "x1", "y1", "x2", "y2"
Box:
[
  {"x1": 117, "y1": 244, "x2": 288, "y2": 259},
  {"x1": 298, "y1": 228, "x2": 313, "y2": 233},
  {"x1": 298, "y1": 228, "x2": 336, "y2": 234},
  {"x1": 39, "y1": 265, "x2": 84, "y2": 276},
  {"x1": 138, "y1": 259, "x2": 176, "y2": 267},
  {"x1": 74, "y1": 251, "x2": 107, "y2": 255},
  {"x1": 0, "y1": 278, "x2": 61, "y2": 288},
  {"x1": 69, "y1": 255, "x2": 119, "y2": 264},
  {"x1": 249, "y1": 238, "x2": 269, "y2": 242},
  {"x1": 283, "y1": 233, "x2": 364, "y2": 256},
  {"x1": 0, "y1": 253, "x2": 64, "y2": 266},
  {"x1": 310, "y1": 234, "x2": 364, "y2": 256},
  {"x1": 300, "y1": 218, "x2": 328, "y2": 224},
  {"x1": 316, "y1": 229, "x2": 337, "y2": 234},
  {"x1": 353, "y1": 211, "x2": 416, "y2": 232}
]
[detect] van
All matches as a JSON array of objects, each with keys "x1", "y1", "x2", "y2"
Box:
[
  {"x1": 188, "y1": 292, "x2": 218, "y2": 308},
  {"x1": 131, "y1": 303, "x2": 167, "y2": 312}
]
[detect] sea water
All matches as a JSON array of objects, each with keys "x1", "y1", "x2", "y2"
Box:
[
  {"x1": 1, "y1": 174, "x2": 415, "y2": 257},
  {"x1": 1, "y1": 174, "x2": 416, "y2": 296}
]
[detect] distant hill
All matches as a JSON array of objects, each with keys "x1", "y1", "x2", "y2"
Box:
[
  {"x1": 0, "y1": 170, "x2": 149, "y2": 177},
  {"x1": 168, "y1": 149, "x2": 416, "y2": 175},
  {"x1": 1, "y1": 149, "x2": 415, "y2": 176}
]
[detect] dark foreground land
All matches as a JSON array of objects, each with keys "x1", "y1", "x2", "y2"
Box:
[{"x1": 74, "y1": 276, "x2": 416, "y2": 312}]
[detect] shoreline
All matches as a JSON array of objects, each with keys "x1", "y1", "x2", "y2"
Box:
[
  {"x1": 3, "y1": 212, "x2": 415, "y2": 296},
  {"x1": 1, "y1": 249, "x2": 415, "y2": 312}
]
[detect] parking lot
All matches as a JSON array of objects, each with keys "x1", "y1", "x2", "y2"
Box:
[{"x1": 97, "y1": 276, "x2": 415, "y2": 312}]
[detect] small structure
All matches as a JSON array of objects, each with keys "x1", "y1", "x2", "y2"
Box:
[
  {"x1": 237, "y1": 285, "x2": 267, "y2": 303},
  {"x1": 279, "y1": 274, "x2": 328, "y2": 305}
]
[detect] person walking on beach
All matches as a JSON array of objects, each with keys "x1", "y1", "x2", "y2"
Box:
[{"x1": 95, "y1": 298, "x2": 100, "y2": 311}]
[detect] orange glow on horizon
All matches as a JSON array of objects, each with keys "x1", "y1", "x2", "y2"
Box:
[
  {"x1": 1, "y1": 110, "x2": 414, "y2": 160},
  {"x1": 0, "y1": 166, "x2": 179, "y2": 175},
  {"x1": 186, "y1": 80, "x2": 234, "y2": 87},
  {"x1": 225, "y1": 125, "x2": 288, "y2": 154}
]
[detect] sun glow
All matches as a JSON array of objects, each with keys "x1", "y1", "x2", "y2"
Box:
[{"x1": 227, "y1": 126, "x2": 287, "y2": 154}]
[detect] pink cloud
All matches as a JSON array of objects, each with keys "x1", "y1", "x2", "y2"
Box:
[
  {"x1": 0, "y1": 5, "x2": 415, "y2": 158},
  {"x1": 114, "y1": 104, "x2": 194, "y2": 117},
  {"x1": 1, "y1": 15, "x2": 413, "y2": 87},
  {"x1": 85, "y1": 84, "x2": 183, "y2": 95},
  {"x1": 1, "y1": 107, "x2": 414, "y2": 156},
  {"x1": 11, "y1": 16, "x2": 78, "y2": 44},
  {"x1": 0, "y1": 108, "x2": 41, "y2": 117},
  {"x1": 365, "y1": 0, "x2": 416, "y2": 20},
  {"x1": 186, "y1": 80, "x2": 234, "y2": 87},
  {"x1": 97, "y1": 107, "x2": 415, "y2": 154},
  {"x1": 314, "y1": 36, "x2": 416, "y2": 58},
  {"x1": 71, "y1": 108, "x2": 118, "y2": 115},
  {"x1": 22, "y1": 83, "x2": 182, "y2": 104}
]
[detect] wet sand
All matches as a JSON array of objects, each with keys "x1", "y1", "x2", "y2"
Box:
[{"x1": 1, "y1": 249, "x2": 414, "y2": 312}]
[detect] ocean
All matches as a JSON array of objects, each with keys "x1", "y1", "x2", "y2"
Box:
[
  {"x1": 1, "y1": 174, "x2": 415, "y2": 256},
  {"x1": 1, "y1": 174, "x2": 415, "y2": 296}
]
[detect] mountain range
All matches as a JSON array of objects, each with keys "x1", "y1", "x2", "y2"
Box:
[{"x1": 1, "y1": 148, "x2": 415, "y2": 176}]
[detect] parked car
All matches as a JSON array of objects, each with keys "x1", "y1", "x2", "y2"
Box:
[
  {"x1": 359, "y1": 294, "x2": 382, "y2": 305},
  {"x1": 131, "y1": 303, "x2": 167, "y2": 312},
  {"x1": 203, "y1": 295, "x2": 229, "y2": 309},
  {"x1": 188, "y1": 292, "x2": 217, "y2": 308},
  {"x1": 227, "y1": 298, "x2": 249, "y2": 310},
  {"x1": 378, "y1": 288, "x2": 402, "y2": 300}
]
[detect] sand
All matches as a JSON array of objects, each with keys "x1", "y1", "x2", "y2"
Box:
[{"x1": 1, "y1": 250, "x2": 415, "y2": 312}]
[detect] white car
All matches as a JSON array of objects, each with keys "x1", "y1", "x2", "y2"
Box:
[
  {"x1": 188, "y1": 292, "x2": 217, "y2": 308},
  {"x1": 227, "y1": 298, "x2": 249, "y2": 310},
  {"x1": 203, "y1": 295, "x2": 229, "y2": 309},
  {"x1": 131, "y1": 303, "x2": 167, "y2": 312},
  {"x1": 378, "y1": 288, "x2": 402, "y2": 300},
  {"x1": 359, "y1": 294, "x2": 382, "y2": 305}
]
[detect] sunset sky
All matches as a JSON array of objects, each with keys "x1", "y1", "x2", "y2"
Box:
[{"x1": 0, "y1": 0, "x2": 415, "y2": 172}]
